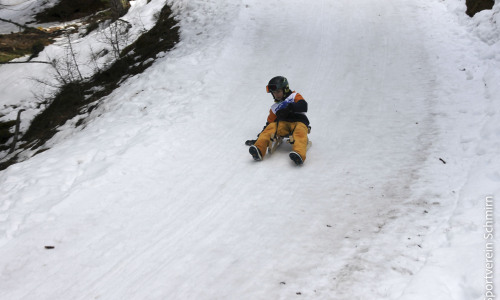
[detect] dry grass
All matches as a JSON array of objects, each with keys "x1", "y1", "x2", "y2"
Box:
[{"x1": 0, "y1": 29, "x2": 54, "y2": 62}]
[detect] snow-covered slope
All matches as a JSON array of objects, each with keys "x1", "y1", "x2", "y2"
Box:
[{"x1": 0, "y1": 0, "x2": 498, "y2": 299}]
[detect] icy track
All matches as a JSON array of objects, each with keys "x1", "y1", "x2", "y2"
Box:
[{"x1": 0, "y1": 0, "x2": 499, "y2": 299}]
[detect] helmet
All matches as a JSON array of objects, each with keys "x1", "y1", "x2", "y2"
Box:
[{"x1": 266, "y1": 76, "x2": 290, "y2": 94}]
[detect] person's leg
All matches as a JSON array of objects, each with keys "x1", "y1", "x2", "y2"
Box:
[
  {"x1": 290, "y1": 122, "x2": 309, "y2": 162},
  {"x1": 252, "y1": 122, "x2": 277, "y2": 159}
]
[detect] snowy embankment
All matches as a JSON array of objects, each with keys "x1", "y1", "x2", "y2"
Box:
[{"x1": 0, "y1": 0, "x2": 499, "y2": 299}]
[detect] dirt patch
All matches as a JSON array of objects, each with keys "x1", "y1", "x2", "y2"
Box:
[
  {"x1": 34, "y1": 0, "x2": 109, "y2": 23},
  {"x1": 0, "y1": 29, "x2": 55, "y2": 62},
  {"x1": 0, "y1": 0, "x2": 127, "y2": 62},
  {"x1": 466, "y1": 0, "x2": 494, "y2": 17}
]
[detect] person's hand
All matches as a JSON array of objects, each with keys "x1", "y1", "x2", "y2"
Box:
[{"x1": 276, "y1": 104, "x2": 294, "y2": 119}]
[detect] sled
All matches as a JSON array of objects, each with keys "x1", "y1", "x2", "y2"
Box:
[{"x1": 267, "y1": 126, "x2": 312, "y2": 155}]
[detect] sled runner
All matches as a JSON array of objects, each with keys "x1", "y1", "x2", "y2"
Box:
[
  {"x1": 246, "y1": 126, "x2": 312, "y2": 155},
  {"x1": 267, "y1": 130, "x2": 312, "y2": 155}
]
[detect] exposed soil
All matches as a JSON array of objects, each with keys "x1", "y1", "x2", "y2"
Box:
[
  {"x1": 466, "y1": 0, "x2": 494, "y2": 17},
  {"x1": 0, "y1": 29, "x2": 55, "y2": 62},
  {"x1": 34, "y1": 0, "x2": 108, "y2": 23},
  {"x1": 0, "y1": 0, "x2": 123, "y2": 63}
]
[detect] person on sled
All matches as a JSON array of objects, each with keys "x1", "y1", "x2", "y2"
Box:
[{"x1": 248, "y1": 76, "x2": 310, "y2": 165}]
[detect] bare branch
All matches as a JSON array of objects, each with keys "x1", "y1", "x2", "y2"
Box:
[
  {"x1": 0, "y1": 17, "x2": 31, "y2": 30},
  {"x1": 65, "y1": 33, "x2": 84, "y2": 81},
  {"x1": 98, "y1": 20, "x2": 130, "y2": 59},
  {"x1": 0, "y1": 61, "x2": 51, "y2": 65},
  {"x1": 9, "y1": 109, "x2": 25, "y2": 154}
]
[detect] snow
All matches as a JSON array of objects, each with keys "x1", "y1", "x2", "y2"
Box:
[{"x1": 0, "y1": 0, "x2": 499, "y2": 299}]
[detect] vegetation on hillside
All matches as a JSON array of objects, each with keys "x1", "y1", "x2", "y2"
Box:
[{"x1": 0, "y1": 1, "x2": 179, "y2": 170}]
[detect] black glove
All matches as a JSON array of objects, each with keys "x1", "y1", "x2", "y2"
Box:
[{"x1": 276, "y1": 104, "x2": 294, "y2": 119}]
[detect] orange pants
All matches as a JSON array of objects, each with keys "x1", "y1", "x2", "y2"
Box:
[{"x1": 254, "y1": 121, "x2": 309, "y2": 161}]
